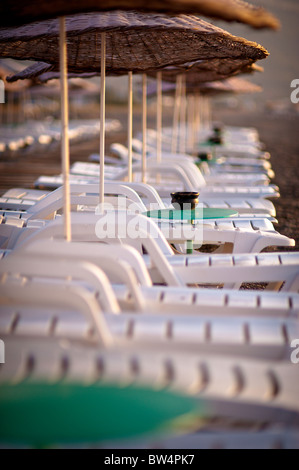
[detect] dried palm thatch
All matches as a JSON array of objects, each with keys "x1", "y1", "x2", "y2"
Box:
[
  {"x1": 6, "y1": 62, "x2": 93, "y2": 83},
  {"x1": 0, "y1": 12, "x2": 269, "y2": 76},
  {"x1": 147, "y1": 57, "x2": 263, "y2": 84},
  {"x1": 6, "y1": 56, "x2": 262, "y2": 85},
  {"x1": 0, "y1": 0, "x2": 280, "y2": 30}
]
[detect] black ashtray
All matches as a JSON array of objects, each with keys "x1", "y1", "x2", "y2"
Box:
[
  {"x1": 213, "y1": 126, "x2": 223, "y2": 135},
  {"x1": 171, "y1": 191, "x2": 199, "y2": 211},
  {"x1": 197, "y1": 152, "x2": 213, "y2": 162}
]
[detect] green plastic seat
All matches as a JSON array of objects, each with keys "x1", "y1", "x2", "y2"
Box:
[{"x1": 0, "y1": 382, "x2": 199, "y2": 447}]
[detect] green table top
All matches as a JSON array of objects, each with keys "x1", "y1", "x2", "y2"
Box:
[
  {"x1": 144, "y1": 207, "x2": 238, "y2": 220},
  {"x1": 0, "y1": 382, "x2": 199, "y2": 446}
]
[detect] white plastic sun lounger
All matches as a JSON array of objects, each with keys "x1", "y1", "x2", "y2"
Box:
[
  {"x1": 0, "y1": 208, "x2": 294, "y2": 261},
  {"x1": 1, "y1": 250, "x2": 299, "y2": 367},
  {"x1": 1, "y1": 279, "x2": 299, "y2": 364},
  {"x1": 2, "y1": 336, "x2": 299, "y2": 428},
  {"x1": 2, "y1": 239, "x2": 299, "y2": 318},
  {"x1": 28, "y1": 174, "x2": 278, "y2": 217},
  {"x1": 0, "y1": 185, "x2": 287, "y2": 253},
  {"x1": 0, "y1": 180, "x2": 277, "y2": 218},
  {"x1": 68, "y1": 158, "x2": 279, "y2": 200},
  {"x1": 5, "y1": 238, "x2": 299, "y2": 293}
]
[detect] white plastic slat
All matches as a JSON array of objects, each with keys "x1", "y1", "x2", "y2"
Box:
[
  {"x1": 162, "y1": 290, "x2": 194, "y2": 306},
  {"x1": 194, "y1": 290, "x2": 227, "y2": 307},
  {"x1": 30, "y1": 351, "x2": 67, "y2": 382},
  {"x1": 210, "y1": 255, "x2": 234, "y2": 267},
  {"x1": 21, "y1": 199, "x2": 36, "y2": 206},
  {"x1": 205, "y1": 200, "x2": 229, "y2": 209},
  {"x1": 232, "y1": 220, "x2": 254, "y2": 230},
  {"x1": 3, "y1": 189, "x2": 26, "y2": 199},
  {"x1": 167, "y1": 256, "x2": 187, "y2": 267},
  {"x1": 98, "y1": 351, "x2": 134, "y2": 384},
  {"x1": 185, "y1": 256, "x2": 210, "y2": 267},
  {"x1": 6, "y1": 198, "x2": 22, "y2": 204},
  {"x1": 257, "y1": 253, "x2": 281, "y2": 266},
  {"x1": 132, "y1": 316, "x2": 168, "y2": 341},
  {"x1": 215, "y1": 220, "x2": 235, "y2": 230},
  {"x1": 280, "y1": 253, "x2": 299, "y2": 265},
  {"x1": 55, "y1": 314, "x2": 92, "y2": 339},
  {"x1": 249, "y1": 200, "x2": 270, "y2": 210},
  {"x1": 63, "y1": 350, "x2": 100, "y2": 383},
  {"x1": 26, "y1": 220, "x2": 48, "y2": 228},
  {"x1": 259, "y1": 295, "x2": 290, "y2": 310},
  {"x1": 226, "y1": 200, "x2": 250, "y2": 209},
  {"x1": 16, "y1": 312, "x2": 54, "y2": 336},
  {"x1": 199, "y1": 360, "x2": 236, "y2": 397},
  {"x1": 233, "y1": 254, "x2": 257, "y2": 266},
  {"x1": 172, "y1": 318, "x2": 206, "y2": 343},
  {"x1": 211, "y1": 319, "x2": 245, "y2": 344},
  {"x1": 4, "y1": 218, "x2": 24, "y2": 228},
  {"x1": 251, "y1": 219, "x2": 275, "y2": 231},
  {"x1": 249, "y1": 320, "x2": 285, "y2": 345},
  {"x1": 227, "y1": 292, "x2": 257, "y2": 309}
]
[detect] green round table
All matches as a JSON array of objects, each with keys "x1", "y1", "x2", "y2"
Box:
[
  {"x1": 144, "y1": 207, "x2": 238, "y2": 253},
  {"x1": 144, "y1": 207, "x2": 238, "y2": 221}
]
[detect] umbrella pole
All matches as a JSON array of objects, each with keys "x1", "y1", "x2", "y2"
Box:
[
  {"x1": 59, "y1": 16, "x2": 71, "y2": 242},
  {"x1": 156, "y1": 71, "x2": 162, "y2": 164},
  {"x1": 179, "y1": 74, "x2": 186, "y2": 154},
  {"x1": 99, "y1": 32, "x2": 106, "y2": 208},
  {"x1": 142, "y1": 73, "x2": 147, "y2": 184},
  {"x1": 171, "y1": 74, "x2": 182, "y2": 154},
  {"x1": 156, "y1": 71, "x2": 162, "y2": 184},
  {"x1": 195, "y1": 91, "x2": 201, "y2": 143},
  {"x1": 128, "y1": 71, "x2": 133, "y2": 182},
  {"x1": 188, "y1": 94, "x2": 194, "y2": 151}
]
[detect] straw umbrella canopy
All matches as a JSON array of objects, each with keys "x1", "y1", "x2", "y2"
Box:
[
  {"x1": 6, "y1": 62, "x2": 98, "y2": 84},
  {"x1": 0, "y1": 11, "x2": 269, "y2": 191},
  {"x1": 0, "y1": 13, "x2": 269, "y2": 73},
  {"x1": 0, "y1": 0, "x2": 280, "y2": 30},
  {"x1": 7, "y1": 58, "x2": 263, "y2": 85}
]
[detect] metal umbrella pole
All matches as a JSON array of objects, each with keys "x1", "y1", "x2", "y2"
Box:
[
  {"x1": 142, "y1": 73, "x2": 147, "y2": 183},
  {"x1": 128, "y1": 71, "x2": 133, "y2": 182},
  {"x1": 99, "y1": 31, "x2": 106, "y2": 208},
  {"x1": 59, "y1": 16, "x2": 71, "y2": 241}
]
